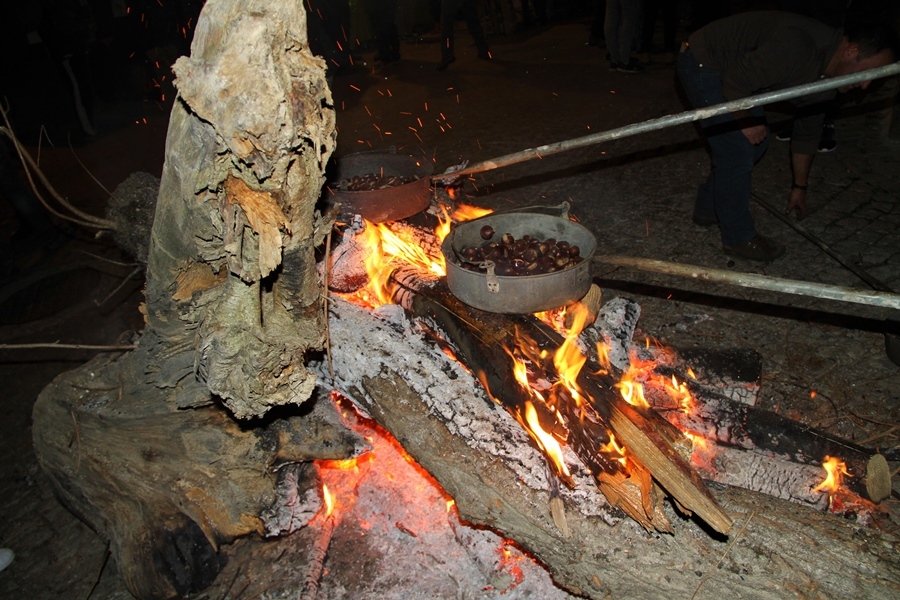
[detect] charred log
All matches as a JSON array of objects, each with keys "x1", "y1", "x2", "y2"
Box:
[
  {"x1": 646, "y1": 375, "x2": 892, "y2": 503},
  {"x1": 396, "y1": 276, "x2": 731, "y2": 534}
]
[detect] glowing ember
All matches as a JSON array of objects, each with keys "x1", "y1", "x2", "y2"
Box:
[{"x1": 814, "y1": 456, "x2": 849, "y2": 495}]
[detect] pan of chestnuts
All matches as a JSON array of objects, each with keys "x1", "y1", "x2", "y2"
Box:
[
  {"x1": 326, "y1": 150, "x2": 433, "y2": 223},
  {"x1": 441, "y1": 203, "x2": 596, "y2": 313}
]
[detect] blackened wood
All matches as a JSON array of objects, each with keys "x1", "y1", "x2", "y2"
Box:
[
  {"x1": 651, "y1": 376, "x2": 891, "y2": 503},
  {"x1": 404, "y1": 281, "x2": 622, "y2": 484},
  {"x1": 401, "y1": 279, "x2": 732, "y2": 534}
]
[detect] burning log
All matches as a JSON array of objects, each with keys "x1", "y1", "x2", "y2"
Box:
[
  {"x1": 391, "y1": 275, "x2": 732, "y2": 534},
  {"x1": 646, "y1": 380, "x2": 893, "y2": 504},
  {"x1": 320, "y1": 298, "x2": 900, "y2": 599}
]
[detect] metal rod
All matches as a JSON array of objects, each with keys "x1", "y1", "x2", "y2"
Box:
[
  {"x1": 595, "y1": 254, "x2": 900, "y2": 311},
  {"x1": 437, "y1": 61, "x2": 900, "y2": 180},
  {"x1": 751, "y1": 192, "x2": 895, "y2": 293}
]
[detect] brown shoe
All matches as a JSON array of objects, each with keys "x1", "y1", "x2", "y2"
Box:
[{"x1": 723, "y1": 235, "x2": 785, "y2": 262}]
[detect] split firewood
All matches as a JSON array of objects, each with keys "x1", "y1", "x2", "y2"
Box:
[{"x1": 397, "y1": 276, "x2": 732, "y2": 534}]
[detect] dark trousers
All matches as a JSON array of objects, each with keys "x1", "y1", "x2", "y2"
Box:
[
  {"x1": 641, "y1": 0, "x2": 677, "y2": 52},
  {"x1": 440, "y1": 0, "x2": 489, "y2": 59},
  {"x1": 676, "y1": 48, "x2": 769, "y2": 247},
  {"x1": 367, "y1": 0, "x2": 400, "y2": 60}
]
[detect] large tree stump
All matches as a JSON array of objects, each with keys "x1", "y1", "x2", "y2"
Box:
[
  {"x1": 32, "y1": 0, "x2": 343, "y2": 597},
  {"x1": 33, "y1": 347, "x2": 366, "y2": 598}
]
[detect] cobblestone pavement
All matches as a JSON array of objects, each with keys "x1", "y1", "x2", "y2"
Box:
[{"x1": 2, "y1": 14, "x2": 899, "y2": 598}]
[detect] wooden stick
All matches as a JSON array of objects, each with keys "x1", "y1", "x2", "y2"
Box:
[
  {"x1": 323, "y1": 229, "x2": 335, "y2": 382},
  {"x1": 752, "y1": 193, "x2": 893, "y2": 293},
  {"x1": 595, "y1": 254, "x2": 900, "y2": 310},
  {"x1": 300, "y1": 514, "x2": 335, "y2": 600}
]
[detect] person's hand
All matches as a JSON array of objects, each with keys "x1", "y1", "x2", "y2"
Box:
[
  {"x1": 741, "y1": 123, "x2": 768, "y2": 145},
  {"x1": 785, "y1": 187, "x2": 808, "y2": 220}
]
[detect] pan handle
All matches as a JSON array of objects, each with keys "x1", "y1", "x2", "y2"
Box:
[{"x1": 456, "y1": 201, "x2": 573, "y2": 225}]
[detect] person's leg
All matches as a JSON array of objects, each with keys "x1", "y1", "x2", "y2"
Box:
[
  {"x1": 677, "y1": 48, "x2": 757, "y2": 244},
  {"x1": 604, "y1": 0, "x2": 622, "y2": 65},
  {"x1": 461, "y1": 0, "x2": 490, "y2": 57},
  {"x1": 705, "y1": 126, "x2": 764, "y2": 247},
  {"x1": 439, "y1": 0, "x2": 460, "y2": 66},
  {"x1": 617, "y1": 0, "x2": 643, "y2": 67}
]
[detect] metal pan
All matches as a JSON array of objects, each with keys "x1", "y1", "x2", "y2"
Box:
[
  {"x1": 327, "y1": 151, "x2": 433, "y2": 223},
  {"x1": 442, "y1": 205, "x2": 597, "y2": 314}
]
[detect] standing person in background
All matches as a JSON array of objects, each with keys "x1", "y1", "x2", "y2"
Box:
[
  {"x1": 366, "y1": 0, "x2": 401, "y2": 64},
  {"x1": 605, "y1": 0, "x2": 644, "y2": 72},
  {"x1": 676, "y1": 11, "x2": 897, "y2": 262},
  {"x1": 588, "y1": 0, "x2": 607, "y2": 46},
  {"x1": 640, "y1": 0, "x2": 678, "y2": 64},
  {"x1": 437, "y1": 0, "x2": 491, "y2": 71}
]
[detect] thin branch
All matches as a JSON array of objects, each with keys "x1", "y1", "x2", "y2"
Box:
[
  {"x1": 0, "y1": 343, "x2": 135, "y2": 351},
  {"x1": 68, "y1": 141, "x2": 112, "y2": 197},
  {"x1": 0, "y1": 107, "x2": 115, "y2": 230},
  {"x1": 323, "y1": 229, "x2": 334, "y2": 382},
  {"x1": 300, "y1": 514, "x2": 335, "y2": 600},
  {"x1": 95, "y1": 265, "x2": 144, "y2": 306},
  {"x1": 75, "y1": 249, "x2": 141, "y2": 267}
]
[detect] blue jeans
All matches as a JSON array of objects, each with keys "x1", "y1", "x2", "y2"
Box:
[{"x1": 676, "y1": 48, "x2": 769, "y2": 247}]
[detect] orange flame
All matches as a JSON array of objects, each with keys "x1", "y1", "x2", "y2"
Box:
[
  {"x1": 358, "y1": 220, "x2": 446, "y2": 307},
  {"x1": 814, "y1": 456, "x2": 849, "y2": 495},
  {"x1": 450, "y1": 203, "x2": 493, "y2": 222},
  {"x1": 595, "y1": 342, "x2": 612, "y2": 373},
  {"x1": 615, "y1": 378, "x2": 649, "y2": 409},
  {"x1": 552, "y1": 305, "x2": 590, "y2": 404},
  {"x1": 599, "y1": 432, "x2": 627, "y2": 466},
  {"x1": 522, "y1": 401, "x2": 571, "y2": 478},
  {"x1": 323, "y1": 483, "x2": 335, "y2": 517}
]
